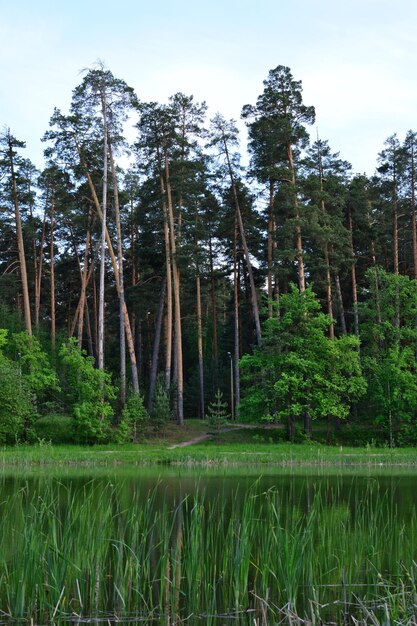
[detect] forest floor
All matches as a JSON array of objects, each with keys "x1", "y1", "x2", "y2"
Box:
[{"x1": 167, "y1": 422, "x2": 284, "y2": 448}]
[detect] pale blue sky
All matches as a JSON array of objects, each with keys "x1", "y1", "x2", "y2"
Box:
[{"x1": 1, "y1": 0, "x2": 416, "y2": 174}]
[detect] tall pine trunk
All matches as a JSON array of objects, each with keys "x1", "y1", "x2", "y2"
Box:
[
  {"x1": 348, "y1": 206, "x2": 360, "y2": 340},
  {"x1": 148, "y1": 277, "x2": 166, "y2": 413},
  {"x1": 109, "y1": 144, "x2": 127, "y2": 405},
  {"x1": 164, "y1": 143, "x2": 184, "y2": 425},
  {"x1": 195, "y1": 205, "x2": 205, "y2": 419},
  {"x1": 233, "y1": 213, "x2": 240, "y2": 418},
  {"x1": 50, "y1": 188, "x2": 56, "y2": 349},
  {"x1": 97, "y1": 91, "x2": 108, "y2": 372},
  {"x1": 8, "y1": 132, "x2": 32, "y2": 335},
  {"x1": 221, "y1": 130, "x2": 262, "y2": 346},
  {"x1": 287, "y1": 143, "x2": 306, "y2": 293}
]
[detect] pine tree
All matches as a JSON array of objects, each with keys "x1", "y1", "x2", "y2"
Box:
[{"x1": 207, "y1": 389, "x2": 230, "y2": 437}]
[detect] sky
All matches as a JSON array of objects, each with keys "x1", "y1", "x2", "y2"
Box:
[{"x1": 1, "y1": 0, "x2": 417, "y2": 176}]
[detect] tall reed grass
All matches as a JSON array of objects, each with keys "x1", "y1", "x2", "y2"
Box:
[{"x1": 1, "y1": 478, "x2": 416, "y2": 624}]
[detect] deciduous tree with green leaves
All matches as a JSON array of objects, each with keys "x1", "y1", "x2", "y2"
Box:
[
  {"x1": 240, "y1": 286, "x2": 366, "y2": 440},
  {"x1": 59, "y1": 338, "x2": 116, "y2": 443}
]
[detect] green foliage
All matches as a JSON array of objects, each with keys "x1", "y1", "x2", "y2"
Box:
[
  {"x1": 10, "y1": 332, "x2": 60, "y2": 410},
  {"x1": 207, "y1": 389, "x2": 230, "y2": 437},
  {"x1": 117, "y1": 394, "x2": 150, "y2": 443},
  {"x1": 360, "y1": 269, "x2": 417, "y2": 445},
  {"x1": 150, "y1": 377, "x2": 172, "y2": 433},
  {"x1": 240, "y1": 286, "x2": 366, "y2": 436},
  {"x1": 33, "y1": 414, "x2": 75, "y2": 444},
  {"x1": 0, "y1": 353, "x2": 33, "y2": 444},
  {"x1": 59, "y1": 338, "x2": 116, "y2": 443}
]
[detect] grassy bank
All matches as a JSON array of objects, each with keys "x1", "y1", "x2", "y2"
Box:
[{"x1": 2, "y1": 434, "x2": 417, "y2": 468}]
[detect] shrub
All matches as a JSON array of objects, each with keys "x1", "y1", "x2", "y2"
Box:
[
  {"x1": 116, "y1": 394, "x2": 149, "y2": 443},
  {"x1": 150, "y1": 378, "x2": 172, "y2": 433},
  {"x1": 33, "y1": 414, "x2": 75, "y2": 444},
  {"x1": 0, "y1": 358, "x2": 33, "y2": 444},
  {"x1": 59, "y1": 338, "x2": 117, "y2": 444}
]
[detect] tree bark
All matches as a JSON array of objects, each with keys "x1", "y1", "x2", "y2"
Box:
[
  {"x1": 164, "y1": 143, "x2": 184, "y2": 425},
  {"x1": 287, "y1": 143, "x2": 306, "y2": 293},
  {"x1": 208, "y1": 229, "x2": 218, "y2": 365},
  {"x1": 109, "y1": 144, "x2": 127, "y2": 405},
  {"x1": 411, "y1": 143, "x2": 417, "y2": 279},
  {"x1": 347, "y1": 206, "x2": 360, "y2": 340},
  {"x1": 194, "y1": 204, "x2": 205, "y2": 419},
  {"x1": 334, "y1": 271, "x2": 347, "y2": 335},
  {"x1": 73, "y1": 132, "x2": 139, "y2": 392},
  {"x1": 49, "y1": 189, "x2": 55, "y2": 349},
  {"x1": 233, "y1": 213, "x2": 240, "y2": 418},
  {"x1": 267, "y1": 179, "x2": 275, "y2": 318},
  {"x1": 7, "y1": 132, "x2": 32, "y2": 335},
  {"x1": 148, "y1": 277, "x2": 166, "y2": 413},
  {"x1": 221, "y1": 130, "x2": 262, "y2": 346},
  {"x1": 157, "y1": 152, "x2": 173, "y2": 390},
  {"x1": 35, "y1": 209, "x2": 47, "y2": 329},
  {"x1": 97, "y1": 90, "x2": 108, "y2": 372}
]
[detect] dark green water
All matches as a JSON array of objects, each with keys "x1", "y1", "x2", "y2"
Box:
[{"x1": 2, "y1": 466, "x2": 417, "y2": 624}]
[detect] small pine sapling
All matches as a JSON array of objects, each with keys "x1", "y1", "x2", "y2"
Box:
[
  {"x1": 151, "y1": 377, "x2": 172, "y2": 434},
  {"x1": 207, "y1": 389, "x2": 230, "y2": 438}
]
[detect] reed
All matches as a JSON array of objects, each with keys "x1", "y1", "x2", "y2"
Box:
[{"x1": 0, "y1": 479, "x2": 416, "y2": 623}]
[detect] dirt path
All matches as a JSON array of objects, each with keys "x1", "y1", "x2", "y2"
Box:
[{"x1": 168, "y1": 423, "x2": 283, "y2": 449}]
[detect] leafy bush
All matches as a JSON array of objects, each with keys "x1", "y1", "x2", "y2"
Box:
[
  {"x1": 10, "y1": 332, "x2": 60, "y2": 411},
  {"x1": 116, "y1": 394, "x2": 149, "y2": 443},
  {"x1": 59, "y1": 338, "x2": 116, "y2": 443},
  {"x1": 150, "y1": 378, "x2": 172, "y2": 433},
  {"x1": 0, "y1": 358, "x2": 33, "y2": 444},
  {"x1": 33, "y1": 414, "x2": 75, "y2": 444}
]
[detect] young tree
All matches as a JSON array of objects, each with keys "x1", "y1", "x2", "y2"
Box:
[
  {"x1": 360, "y1": 268, "x2": 417, "y2": 445},
  {"x1": 240, "y1": 286, "x2": 365, "y2": 439}
]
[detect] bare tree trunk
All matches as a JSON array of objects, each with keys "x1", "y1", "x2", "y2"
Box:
[
  {"x1": 195, "y1": 204, "x2": 205, "y2": 419},
  {"x1": 233, "y1": 214, "x2": 240, "y2": 418},
  {"x1": 164, "y1": 144, "x2": 184, "y2": 425},
  {"x1": 208, "y1": 230, "x2": 218, "y2": 365},
  {"x1": 35, "y1": 209, "x2": 47, "y2": 329},
  {"x1": 97, "y1": 92, "x2": 108, "y2": 372},
  {"x1": 267, "y1": 179, "x2": 275, "y2": 318},
  {"x1": 70, "y1": 238, "x2": 99, "y2": 338},
  {"x1": 334, "y1": 272, "x2": 347, "y2": 335},
  {"x1": 347, "y1": 206, "x2": 360, "y2": 340},
  {"x1": 77, "y1": 217, "x2": 92, "y2": 346},
  {"x1": 287, "y1": 143, "x2": 306, "y2": 293},
  {"x1": 393, "y1": 180, "x2": 400, "y2": 329},
  {"x1": 148, "y1": 277, "x2": 166, "y2": 413},
  {"x1": 109, "y1": 145, "x2": 127, "y2": 405},
  {"x1": 73, "y1": 132, "x2": 139, "y2": 392},
  {"x1": 50, "y1": 189, "x2": 55, "y2": 349},
  {"x1": 7, "y1": 131, "x2": 32, "y2": 335},
  {"x1": 221, "y1": 130, "x2": 262, "y2": 346},
  {"x1": 411, "y1": 144, "x2": 417, "y2": 279},
  {"x1": 196, "y1": 270, "x2": 205, "y2": 419},
  {"x1": 93, "y1": 273, "x2": 98, "y2": 351},
  {"x1": 158, "y1": 157, "x2": 173, "y2": 389},
  {"x1": 85, "y1": 300, "x2": 95, "y2": 358},
  {"x1": 324, "y1": 242, "x2": 334, "y2": 339}
]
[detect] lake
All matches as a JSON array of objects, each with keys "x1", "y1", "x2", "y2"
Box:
[{"x1": 2, "y1": 466, "x2": 417, "y2": 624}]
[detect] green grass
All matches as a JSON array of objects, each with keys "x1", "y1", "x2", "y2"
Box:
[
  {"x1": 1, "y1": 479, "x2": 417, "y2": 623},
  {"x1": 2, "y1": 438, "x2": 417, "y2": 468}
]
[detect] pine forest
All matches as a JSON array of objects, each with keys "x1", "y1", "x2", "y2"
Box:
[{"x1": 1, "y1": 63, "x2": 417, "y2": 447}]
